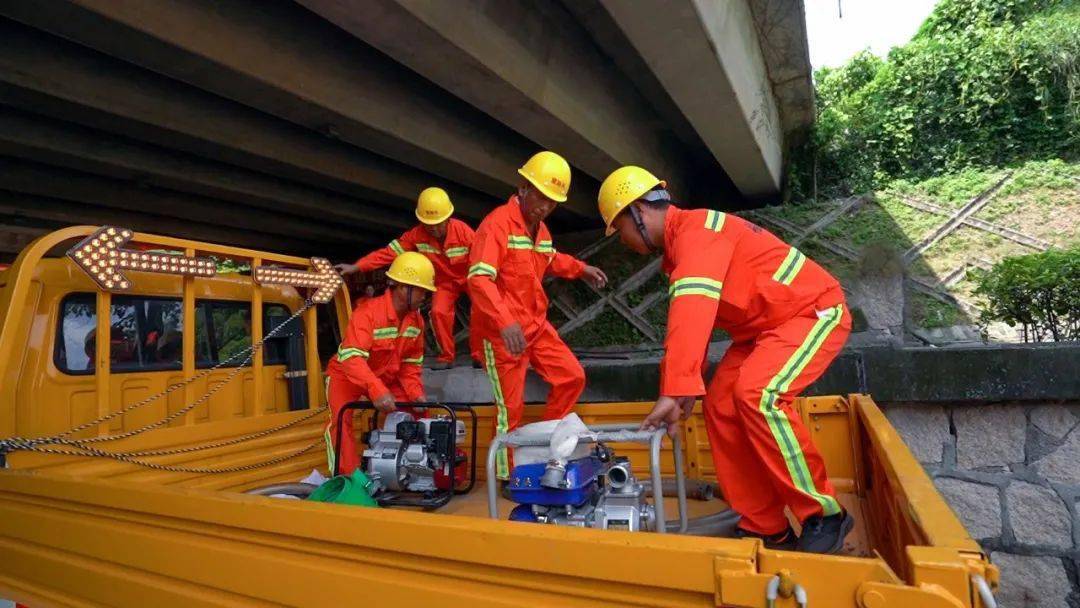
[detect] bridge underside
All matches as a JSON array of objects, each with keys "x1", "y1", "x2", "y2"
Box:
[{"x1": 0, "y1": 0, "x2": 812, "y2": 260}]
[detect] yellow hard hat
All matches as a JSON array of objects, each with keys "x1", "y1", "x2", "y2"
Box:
[
  {"x1": 597, "y1": 166, "x2": 665, "y2": 236},
  {"x1": 386, "y1": 251, "x2": 437, "y2": 292},
  {"x1": 415, "y1": 187, "x2": 454, "y2": 225},
  {"x1": 517, "y1": 151, "x2": 571, "y2": 202}
]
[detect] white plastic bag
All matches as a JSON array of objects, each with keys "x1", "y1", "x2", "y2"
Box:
[
  {"x1": 301, "y1": 468, "x2": 329, "y2": 487},
  {"x1": 511, "y1": 414, "x2": 593, "y2": 466},
  {"x1": 549, "y1": 413, "x2": 592, "y2": 462}
]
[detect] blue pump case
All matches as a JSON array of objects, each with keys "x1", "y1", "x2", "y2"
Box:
[{"x1": 507, "y1": 456, "x2": 603, "y2": 507}]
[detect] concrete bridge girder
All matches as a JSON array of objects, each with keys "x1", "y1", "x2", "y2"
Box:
[
  {"x1": 0, "y1": 157, "x2": 381, "y2": 249},
  {"x1": 298, "y1": 0, "x2": 692, "y2": 202},
  {"x1": 599, "y1": 0, "x2": 786, "y2": 197},
  {"x1": 0, "y1": 110, "x2": 411, "y2": 235},
  {"x1": 0, "y1": 1, "x2": 812, "y2": 259},
  {"x1": 0, "y1": 0, "x2": 546, "y2": 210},
  {"x1": 0, "y1": 191, "x2": 346, "y2": 256},
  {"x1": 0, "y1": 20, "x2": 495, "y2": 222}
]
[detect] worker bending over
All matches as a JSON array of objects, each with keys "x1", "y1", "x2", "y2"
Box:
[
  {"x1": 325, "y1": 252, "x2": 436, "y2": 476},
  {"x1": 597, "y1": 166, "x2": 853, "y2": 554},
  {"x1": 337, "y1": 187, "x2": 475, "y2": 369},
  {"x1": 468, "y1": 151, "x2": 608, "y2": 480}
]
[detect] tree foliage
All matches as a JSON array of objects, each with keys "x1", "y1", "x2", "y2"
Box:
[
  {"x1": 788, "y1": 0, "x2": 1080, "y2": 202},
  {"x1": 973, "y1": 247, "x2": 1080, "y2": 341}
]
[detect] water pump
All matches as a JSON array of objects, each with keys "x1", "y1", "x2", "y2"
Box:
[
  {"x1": 364, "y1": 411, "x2": 466, "y2": 495},
  {"x1": 486, "y1": 422, "x2": 688, "y2": 533},
  {"x1": 331, "y1": 401, "x2": 477, "y2": 510},
  {"x1": 506, "y1": 445, "x2": 656, "y2": 531}
]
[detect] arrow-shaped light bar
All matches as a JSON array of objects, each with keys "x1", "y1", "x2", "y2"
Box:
[
  {"x1": 253, "y1": 258, "x2": 342, "y2": 304},
  {"x1": 66, "y1": 226, "x2": 216, "y2": 291}
]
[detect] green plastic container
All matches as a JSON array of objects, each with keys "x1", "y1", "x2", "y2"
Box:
[{"x1": 307, "y1": 469, "x2": 380, "y2": 507}]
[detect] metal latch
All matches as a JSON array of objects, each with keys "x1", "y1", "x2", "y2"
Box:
[
  {"x1": 716, "y1": 570, "x2": 776, "y2": 607},
  {"x1": 714, "y1": 551, "x2": 772, "y2": 607}
]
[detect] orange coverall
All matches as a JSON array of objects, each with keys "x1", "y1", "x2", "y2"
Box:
[
  {"x1": 661, "y1": 207, "x2": 851, "y2": 534},
  {"x1": 356, "y1": 218, "x2": 476, "y2": 364},
  {"x1": 467, "y1": 196, "x2": 587, "y2": 479},
  {"x1": 324, "y1": 291, "x2": 426, "y2": 475}
]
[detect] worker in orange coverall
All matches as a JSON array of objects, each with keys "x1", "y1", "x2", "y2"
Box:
[
  {"x1": 468, "y1": 151, "x2": 608, "y2": 480},
  {"x1": 336, "y1": 187, "x2": 476, "y2": 369},
  {"x1": 325, "y1": 252, "x2": 436, "y2": 476},
  {"x1": 597, "y1": 165, "x2": 853, "y2": 554}
]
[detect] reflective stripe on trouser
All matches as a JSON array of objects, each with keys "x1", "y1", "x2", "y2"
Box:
[
  {"x1": 431, "y1": 284, "x2": 463, "y2": 363},
  {"x1": 481, "y1": 322, "x2": 585, "y2": 479},
  {"x1": 482, "y1": 339, "x2": 510, "y2": 478},
  {"x1": 703, "y1": 304, "x2": 850, "y2": 534},
  {"x1": 325, "y1": 375, "x2": 368, "y2": 476}
]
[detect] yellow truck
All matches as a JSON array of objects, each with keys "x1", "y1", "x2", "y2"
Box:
[{"x1": 0, "y1": 226, "x2": 999, "y2": 607}]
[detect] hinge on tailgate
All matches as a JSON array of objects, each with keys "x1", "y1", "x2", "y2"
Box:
[{"x1": 856, "y1": 581, "x2": 965, "y2": 608}]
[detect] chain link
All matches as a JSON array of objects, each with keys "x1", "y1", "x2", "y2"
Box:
[
  {"x1": 66, "y1": 406, "x2": 326, "y2": 458},
  {"x1": 57, "y1": 406, "x2": 326, "y2": 460},
  {"x1": 0, "y1": 299, "x2": 329, "y2": 474}
]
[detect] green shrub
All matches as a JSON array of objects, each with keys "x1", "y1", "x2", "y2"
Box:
[
  {"x1": 789, "y1": 0, "x2": 1080, "y2": 201},
  {"x1": 973, "y1": 247, "x2": 1080, "y2": 341}
]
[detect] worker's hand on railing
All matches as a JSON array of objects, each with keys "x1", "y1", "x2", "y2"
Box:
[
  {"x1": 333, "y1": 263, "x2": 360, "y2": 276},
  {"x1": 641, "y1": 395, "x2": 686, "y2": 438},
  {"x1": 372, "y1": 392, "x2": 396, "y2": 413},
  {"x1": 500, "y1": 322, "x2": 527, "y2": 357},
  {"x1": 678, "y1": 396, "x2": 696, "y2": 420},
  {"x1": 581, "y1": 265, "x2": 608, "y2": 289}
]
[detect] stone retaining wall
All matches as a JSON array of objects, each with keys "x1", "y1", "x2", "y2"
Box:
[{"x1": 885, "y1": 402, "x2": 1080, "y2": 608}]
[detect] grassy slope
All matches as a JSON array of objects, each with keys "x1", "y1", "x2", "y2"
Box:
[
  {"x1": 777, "y1": 159, "x2": 1080, "y2": 328},
  {"x1": 551, "y1": 159, "x2": 1077, "y2": 346}
]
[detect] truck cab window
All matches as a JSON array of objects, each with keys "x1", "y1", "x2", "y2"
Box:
[
  {"x1": 60, "y1": 296, "x2": 139, "y2": 372},
  {"x1": 207, "y1": 302, "x2": 251, "y2": 364},
  {"x1": 56, "y1": 294, "x2": 293, "y2": 374},
  {"x1": 140, "y1": 299, "x2": 184, "y2": 366}
]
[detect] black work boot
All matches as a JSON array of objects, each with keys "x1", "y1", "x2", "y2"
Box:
[
  {"x1": 795, "y1": 510, "x2": 854, "y2": 554},
  {"x1": 733, "y1": 526, "x2": 799, "y2": 551}
]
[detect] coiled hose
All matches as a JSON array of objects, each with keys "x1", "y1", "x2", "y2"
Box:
[{"x1": 244, "y1": 482, "x2": 318, "y2": 498}]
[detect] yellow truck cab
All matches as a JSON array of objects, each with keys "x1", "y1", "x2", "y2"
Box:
[{"x1": 0, "y1": 227, "x2": 998, "y2": 607}]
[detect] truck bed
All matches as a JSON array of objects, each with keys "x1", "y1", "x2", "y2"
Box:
[{"x1": 0, "y1": 396, "x2": 995, "y2": 607}]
